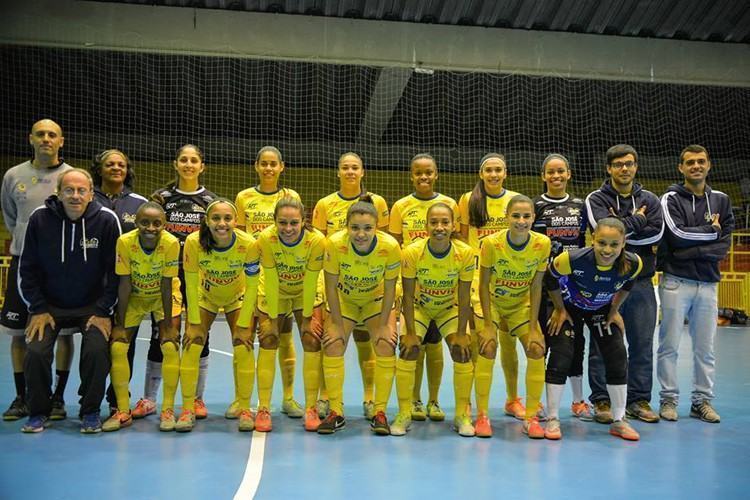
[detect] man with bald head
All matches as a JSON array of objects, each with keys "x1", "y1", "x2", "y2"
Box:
[
  {"x1": 1, "y1": 119, "x2": 76, "y2": 421},
  {"x1": 19, "y1": 168, "x2": 121, "y2": 433}
]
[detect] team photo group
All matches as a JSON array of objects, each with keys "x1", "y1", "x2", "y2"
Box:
[{"x1": 1, "y1": 118, "x2": 734, "y2": 442}]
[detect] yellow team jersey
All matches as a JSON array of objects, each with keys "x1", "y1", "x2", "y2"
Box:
[
  {"x1": 234, "y1": 186, "x2": 301, "y2": 238},
  {"x1": 115, "y1": 230, "x2": 180, "y2": 298},
  {"x1": 458, "y1": 188, "x2": 520, "y2": 250},
  {"x1": 324, "y1": 230, "x2": 401, "y2": 303},
  {"x1": 401, "y1": 238, "x2": 475, "y2": 312},
  {"x1": 257, "y1": 225, "x2": 325, "y2": 298},
  {"x1": 312, "y1": 191, "x2": 390, "y2": 234},
  {"x1": 479, "y1": 230, "x2": 551, "y2": 305},
  {"x1": 183, "y1": 230, "x2": 260, "y2": 306},
  {"x1": 388, "y1": 193, "x2": 459, "y2": 246}
]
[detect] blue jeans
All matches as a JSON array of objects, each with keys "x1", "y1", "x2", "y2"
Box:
[
  {"x1": 588, "y1": 277, "x2": 657, "y2": 404},
  {"x1": 657, "y1": 273, "x2": 718, "y2": 405}
]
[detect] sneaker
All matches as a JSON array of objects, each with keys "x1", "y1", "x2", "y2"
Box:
[
  {"x1": 225, "y1": 399, "x2": 240, "y2": 419},
  {"x1": 390, "y1": 413, "x2": 412, "y2": 436},
  {"x1": 102, "y1": 410, "x2": 132, "y2": 432},
  {"x1": 609, "y1": 419, "x2": 640, "y2": 441},
  {"x1": 523, "y1": 416, "x2": 545, "y2": 439},
  {"x1": 281, "y1": 398, "x2": 304, "y2": 419},
  {"x1": 80, "y1": 412, "x2": 103, "y2": 434},
  {"x1": 426, "y1": 401, "x2": 446, "y2": 422},
  {"x1": 175, "y1": 410, "x2": 195, "y2": 432},
  {"x1": 49, "y1": 396, "x2": 67, "y2": 421},
  {"x1": 504, "y1": 398, "x2": 525, "y2": 420},
  {"x1": 362, "y1": 400, "x2": 375, "y2": 421},
  {"x1": 571, "y1": 401, "x2": 593, "y2": 421},
  {"x1": 3, "y1": 396, "x2": 28, "y2": 421},
  {"x1": 593, "y1": 400, "x2": 614, "y2": 424},
  {"x1": 159, "y1": 409, "x2": 176, "y2": 432},
  {"x1": 317, "y1": 411, "x2": 345, "y2": 434},
  {"x1": 21, "y1": 414, "x2": 48, "y2": 433},
  {"x1": 690, "y1": 401, "x2": 720, "y2": 423},
  {"x1": 371, "y1": 410, "x2": 390, "y2": 435},
  {"x1": 316, "y1": 399, "x2": 330, "y2": 419},
  {"x1": 544, "y1": 417, "x2": 562, "y2": 440},
  {"x1": 475, "y1": 412, "x2": 492, "y2": 438},
  {"x1": 132, "y1": 398, "x2": 157, "y2": 419},
  {"x1": 193, "y1": 398, "x2": 208, "y2": 419},
  {"x1": 453, "y1": 414, "x2": 475, "y2": 437},
  {"x1": 411, "y1": 400, "x2": 426, "y2": 421},
  {"x1": 626, "y1": 400, "x2": 660, "y2": 423},
  {"x1": 238, "y1": 409, "x2": 255, "y2": 432},
  {"x1": 659, "y1": 400, "x2": 679, "y2": 422},
  {"x1": 535, "y1": 402, "x2": 547, "y2": 422},
  {"x1": 304, "y1": 408, "x2": 321, "y2": 432},
  {"x1": 255, "y1": 408, "x2": 272, "y2": 432}
]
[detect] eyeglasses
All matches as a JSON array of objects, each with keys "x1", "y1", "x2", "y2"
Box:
[
  {"x1": 61, "y1": 187, "x2": 90, "y2": 197},
  {"x1": 610, "y1": 160, "x2": 636, "y2": 169}
]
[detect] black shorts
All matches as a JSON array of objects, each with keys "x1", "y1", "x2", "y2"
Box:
[{"x1": 1, "y1": 256, "x2": 28, "y2": 331}]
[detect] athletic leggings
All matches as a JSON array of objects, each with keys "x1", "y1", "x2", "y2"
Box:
[{"x1": 539, "y1": 298, "x2": 584, "y2": 378}]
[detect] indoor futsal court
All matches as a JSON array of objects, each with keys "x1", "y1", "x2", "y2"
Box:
[{"x1": 2, "y1": 1, "x2": 750, "y2": 500}]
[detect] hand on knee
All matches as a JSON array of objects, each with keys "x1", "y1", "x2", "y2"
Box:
[
  {"x1": 258, "y1": 334, "x2": 279, "y2": 350},
  {"x1": 398, "y1": 335, "x2": 421, "y2": 361}
]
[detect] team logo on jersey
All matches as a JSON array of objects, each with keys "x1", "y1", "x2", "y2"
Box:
[
  {"x1": 594, "y1": 275, "x2": 611, "y2": 282},
  {"x1": 6, "y1": 311, "x2": 20, "y2": 321},
  {"x1": 543, "y1": 209, "x2": 555, "y2": 216},
  {"x1": 567, "y1": 208, "x2": 581, "y2": 216},
  {"x1": 17, "y1": 182, "x2": 27, "y2": 193},
  {"x1": 246, "y1": 201, "x2": 259, "y2": 209},
  {"x1": 192, "y1": 204, "x2": 205, "y2": 212},
  {"x1": 498, "y1": 259, "x2": 509, "y2": 266},
  {"x1": 341, "y1": 263, "x2": 351, "y2": 270},
  {"x1": 573, "y1": 270, "x2": 585, "y2": 276},
  {"x1": 406, "y1": 209, "x2": 420, "y2": 218},
  {"x1": 580, "y1": 290, "x2": 593, "y2": 298},
  {"x1": 417, "y1": 268, "x2": 430, "y2": 276},
  {"x1": 200, "y1": 259, "x2": 211, "y2": 267},
  {"x1": 80, "y1": 237, "x2": 99, "y2": 249},
  {"x1": 122, "y1": 212, "x2": 136, "y2": 224},
  {"x1": 704, "y1": 212, "x2": 713, "y2": 222}
]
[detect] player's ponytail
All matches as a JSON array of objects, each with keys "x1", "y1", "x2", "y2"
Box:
[
  {"x1": 469, "y1": 153, "x2": 505, "y2": 228},
  {"x1": 347, "y1": 194, "x2": 378, "y2": 224}
]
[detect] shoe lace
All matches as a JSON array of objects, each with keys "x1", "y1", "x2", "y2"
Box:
[
  {"x1": 179, "y1": 410, "x2": 194, "y2": 421},
  {"x1": 239, "y1": 409, "x2": 253, "y2": 419}
]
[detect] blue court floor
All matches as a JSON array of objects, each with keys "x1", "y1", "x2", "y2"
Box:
[{"x1": 1, "y1": 322, "x2": 749, "y2": 500}]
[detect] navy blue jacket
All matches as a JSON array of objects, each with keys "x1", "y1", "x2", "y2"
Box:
[
  {"x1": 658, "y1": 183, "x2": 734, "y2": 283},
  {"x1": 585, "y1": 180, "x2": 664, "y2": 278},
  {"x1": 19, "y1": 195, "x2": 122, "y2": 316},
  {"x1": 94, "y1": 187, "x2": 147, "y2": 233}
]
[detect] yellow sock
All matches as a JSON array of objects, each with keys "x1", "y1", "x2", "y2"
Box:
[
  {"x1": 374, "y1": 355, "x2": 396, "y2": 413},
  {"x1": 161, "y1": 342, "x2": 180, "y2": 411},
  {"x1": 525, "y1": 356, "x2": 546, "y2": 420},
  {"x1": 425, "y1": 342, "x2": 444, "y2": 402},
  {"x1": 257, "y1": 347, "x2": 277, "y2": 409},
  {"x1": 412, "y1": 346, "x2": 426, "y2": 401},
  {"x1": 110, "y1": 342, "x2": 131, "y2": 411},
  {"x1": 355, "y1": 340, "x2": 375, "y2": 402},
  {"x1": 303, "y1": 351, "x2": 321, "y2": 409},
  {"x1": 453, "y1": 360, "x2": 474, "y2": 416},
  {"x1": 395, "y1": 358, "x2": 417, "y2": 415},
  {"x1": 232, "y1": 352, "x2": 239, "y2": 401},
  {"x1": 498, "y1": 331, "x2": 519, "y2": 401},
  {"x1": 322, "y1": 355, "x2": 345, "y2": 415},
  {"x1": 278, "y1": 332, "x2": 296, "y2": 400},
  {"x1": 474, "y1": 355, "x2": 495, "y2": 414},
  {"x1": 233, "y1": 345, "x2": 255, "y2": 409},
  {"x1": 319, "y1": 351, "x2": 329, "y2": 401},
  {"x1": 179, "y1": 343, "x2": 203, "y2": 411}
]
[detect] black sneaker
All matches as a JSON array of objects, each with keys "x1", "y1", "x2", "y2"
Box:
[
  {"x1": 370, "y1": 410, "x2": 390, "y2": 435},
  {"x1": 690, "y1": 401, "x2": 720, "y2": 423},
  {"x1": 317, "y1": 411, "x2": 346, "y2": 434},
  {"x1": 50, "y1": 396, "x2": 67, "y2": 421},
  {"x1": 593, "y1": 400, "x2": 614, "y2": 424},
  {"x1": 3, "y1": 396, "x2": 28, "y2": 421}
]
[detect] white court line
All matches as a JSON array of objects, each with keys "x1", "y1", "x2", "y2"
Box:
[{"x1": 134, "y1": 338, "x2": 267, "y2": 499}]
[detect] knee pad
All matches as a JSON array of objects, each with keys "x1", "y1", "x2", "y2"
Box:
[
  {"x1": 597, "y1": 334, "x2": 627, "y2": 385},
  {"x1": 545, "y1": 333, "x2": 574, "y2": 385}
]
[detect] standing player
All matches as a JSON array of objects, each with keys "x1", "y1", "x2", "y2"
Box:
[
  {"x1": 318, "y1": 197, "x2": 401, "y2": 434},
  {"x1": 457, "y1": 153, "x2": 527, "y2": 420},
  {"x1": 546, "y1": 218, "x2": 643, "y2": 440},
  {"x1": 389, "y1": 153, "x2": 458, "y2": 423},
  {"x1": 585, "y1": 144, "x2": 664, "y2": 424},
  {"x1": 396, "y1": 203, "x2": 475, "y2": 437},
  {"x1": 132, "y1": 144, "x2": 217, "y2": 421},
  {"x1": 312, "y1": 152, "x2": 389, "y2": 419},
  {"x1": 234, "y1": 146, "x2": 303, "y2": 419},
  {"x1": 103, "y1": 203, "x2": 180, "y2": 431},
  {"x1": 256, "y1": 198, "x2": 325, "y2": 431},
  {"x1": 1, "y1": 119, "x2": 74, "y2": 421},
  {"x1": 531, "y1": 154, "x2": 591, "y2": 421},
  {"x1": 477, "y1": 195, "x2": 551, "y2": 438},
  {"x1": 176, "y1": 199, "x2": 260, "y2": 432}
]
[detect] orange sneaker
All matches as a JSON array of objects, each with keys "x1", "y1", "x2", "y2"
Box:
[
  {"x1": 571, "y1": 401, "x2": 593, "y2": 421},
  {"x1": 255, "y1": 408, "x2": 272, "y2": 432},
  {"x1": 102, "y1": 410, "x2": 132, "y2": 432},
  {"x1": 159, "y1": 408, "x2": 176, "y2": 432},
  {"x1": 304, "y1": 408, "x2": 321, "y2": 432},
  {"x1": 609, "y1": 420, "x2": 640, "y2": 441},
  {"x1": 504, "y1": 398, "x2": 525, "y2": 420},
  {"x1": 131, "y1": 398, "x2": 156, "y2": 419},
  {"x1": 523, "y1": 416, "x2": 545, "y2": 439},
  {"x1": 475, "y1": 412, "x2": 492, "y2": 438},
  {"x1": 175, "y1": 410, "x2": 195, "y2": 432},
  {"x1": 238, "y1": 409, "x2": 255, "y2": 432},
  {"x1": 193, "y1": 398, "x2": 208, "y2": 419}
]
